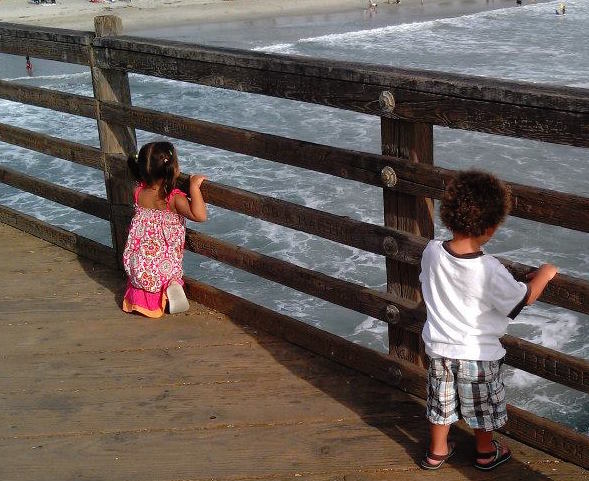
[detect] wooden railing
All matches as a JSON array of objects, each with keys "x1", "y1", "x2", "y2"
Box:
[{"x1": 1, "y1": 16, "x2": 588, "y2": 468}]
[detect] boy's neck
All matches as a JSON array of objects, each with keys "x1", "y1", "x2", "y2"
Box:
[
  {"x1": 448, "y1": 235, "x2": 484, "y2": 255},
  {"x1": 448, "y1": 228, "x2": 496, "y2": 255}
]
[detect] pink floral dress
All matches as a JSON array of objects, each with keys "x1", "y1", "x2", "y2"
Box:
[{"x1": 122, "y1": 183, "x2": 187, "y2": 318}]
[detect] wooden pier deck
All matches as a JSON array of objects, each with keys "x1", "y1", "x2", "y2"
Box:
[{"x1": 1, "y1": 223, "x2": 586, "y2": 481}]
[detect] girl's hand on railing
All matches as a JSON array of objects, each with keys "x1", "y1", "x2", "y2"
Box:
[{"x1": 189, "y1": 174, "x2": 207, "y2": 190}]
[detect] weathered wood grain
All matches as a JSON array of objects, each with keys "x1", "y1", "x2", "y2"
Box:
[
  {"x1": 90, "y1": 16, "x2": 136, "y2": 268},
  {"x1": 2, "y1": 371, "x2": 407, "y2": 437},
  {"x1": 184, "y1": 228, "x2": 419, "y2": 324},
  {"x1": 0, "y1": 165, "x2": 109, "y2": 220},
  {"x1": 99, "y1": 101, "x2": 589, "y2": 233},
  {"x1": 184, "y1": 277, "x2": 589, "y2": 469},
  {"x1": 91, "y1": 35, "x2": 589, "y2": 146},
  {"x1": 1, "y1": 224, "x2": 587, "y2": 479},
  {"x1": 381, "y1": 119, "x2": 433, "y2": 366},
  {"x1": 183, "y1": 229, "x2": 589, "y2": 393},
  {"x1": 503, "y1": 335, "x2": 589, "y2": 394},
  {"x1": 179, "y1": 176, "x2": 428, "y2": 264},
  {"x1": 0, "y1": 205, "x2": 116, "y2": 268},
  {"x1": 501, "y1": 258, "x2": 589, "y2": 316},
  {"x1": 0, "y1": 122, "x2": 103, "y2": 169},
  {"x1": 0, "y1": 80, "x2": 96, "y2": 118}
]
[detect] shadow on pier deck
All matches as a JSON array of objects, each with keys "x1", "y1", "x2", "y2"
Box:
[{"x1": 1, "y1": 223, "x2": 586, "y2": 481}]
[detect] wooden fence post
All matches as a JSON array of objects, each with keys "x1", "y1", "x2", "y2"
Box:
[
  {"x1": 381, "y1": 116, "x2": 434, "y2": 367},
  {"x1": 91, "y1": 15, "x2": 136, "y2": 268}
]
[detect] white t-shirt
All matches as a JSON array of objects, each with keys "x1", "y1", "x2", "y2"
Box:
[{"x1": 420, "y1": 240, "x2": 529, "y2": 361}]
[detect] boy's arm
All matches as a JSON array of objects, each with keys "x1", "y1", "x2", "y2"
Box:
[{"x1": 526, "y1": 263, "x2": 558, "y2": 305}]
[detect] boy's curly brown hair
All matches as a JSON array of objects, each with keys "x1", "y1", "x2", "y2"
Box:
[{"x1": 440, "y1": 170, "x2": 512, "y2": 237}]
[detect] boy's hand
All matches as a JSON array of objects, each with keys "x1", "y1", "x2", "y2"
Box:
[
  {"x1": 189, "y1": 174, "x2": 207, "y2": 189},
  {"x1": 527, "y1": 263, "x2": 558, "y2": 280},
  {"x1": 525, "y1": 263, "x2": 558, "y2": 305}
]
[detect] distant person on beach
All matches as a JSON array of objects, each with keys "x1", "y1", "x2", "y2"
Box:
[
  {"x1": 366, "y1": 0, "x2": 377, "y2": 16},
  {"x1": 419, "y1": 170, "x2": 557, "y2": 471},
  {"x1": 556, "y1": 3, "x2": 566, "y2": 15},
  {"x1": 122, "y1": 141, "x2": 207, "y2": 318},
  {"x1": 25, "y1": 56, "x2": 32, "y2": 75}
]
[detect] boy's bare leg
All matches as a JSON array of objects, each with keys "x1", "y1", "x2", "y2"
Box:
[
  {"x1": 427, "y1": 422, "x2": 452, "y2": 462},
  {"x1": 474, "y1": 429, "x2": 509, "y2": 465}
]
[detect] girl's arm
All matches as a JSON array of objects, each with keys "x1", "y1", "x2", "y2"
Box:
[
  {"x1": 526, "y1": 263, "x2": 558, "y2": 305},
  {"x1": 173, "y1": 175, "x2": 207, "y2": 222}
]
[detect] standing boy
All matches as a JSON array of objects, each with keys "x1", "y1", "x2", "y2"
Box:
[{"x1": 419, "y1": 170, "x2": 557, "y2": 471}]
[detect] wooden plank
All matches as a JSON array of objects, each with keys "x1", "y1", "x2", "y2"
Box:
[
  {"x1": 501, "y1": 259, "x2": 589, "y2": 316},
  {"x1": 178, "y1": 176, "x2": 427, "y2": 265},
  {"x1": 0, "y1": 165, "x2": 109, "y2": 220},
  {"x1": 0, "y1": 205, "x2": 116, "y2": 268},
  {"x1": 0, "y1": 80, "x2": 96, "y2": 119},
  {"x1": 176, "y1": 174, "x2": 588, "y2": 316},
  {"x1": 381, "y1": 119, "x2": 433, "y2": 366},
  {"x1": 0, "y1": 38, "x2": 91, "y2": 66},
  {"x1": 90, "y1": 16, "x2": 136, "y2": 268},
  {"x1": 0, "y1": 22, "x2": 93, "y2": 45},
  {"x1": 0, "y1": 306, "x2": 269, "y2": 353},
  {"x1": 0, "y1": 122, "x2": 103, "y2": 169},
  {"x1": 183, "y1": 229, "x2": 589, "y2": 394},
  {"x1": 0, "y1": 22, "x2": 92, "y2": 65},
  {"x1": 1, "y1": 418, "x2": 585, "y2": 481},
  {"x1": 184, "y1": 278, "x2": 589, "y2": 469},
  {"x1": 502, "y1": 335, "x2": 589, "y2": 394},
  {"x1": 91, "y1": 36, "x2": 588, "y2": 113},
  {"x1": 0, "y1": 340, "x2": 356, "y2": 393},
  {"x1": 2, "y1": 371, "x2": 407, "y2": 436},
  {"x1": 184, "y1": 228, "x2": 418, "y2": 324},
  {"x1": 100, "y1": 101, "x2": 589, "y2": 233},
  {"x1": 92, "y1": 36, "x2": 589, "y2": 146}
]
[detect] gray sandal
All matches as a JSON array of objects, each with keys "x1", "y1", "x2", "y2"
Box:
[
  {"x1": 474, "y1": 440, "x2": 512, "y2": 471},
  {"x1": 166, "y1": 281, "x2": 189, "y2": 314}
]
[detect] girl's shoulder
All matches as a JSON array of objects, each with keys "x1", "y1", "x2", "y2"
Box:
[
  {"x1": 166, "y1": 188, "x2": 187, "y2": 203},
  {"x1": 133, "y1": 182, "x2": 147, "y2": 204}
]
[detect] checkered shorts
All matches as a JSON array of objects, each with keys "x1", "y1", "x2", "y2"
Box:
[{"x1": 426, "y1": 357, "x2": 507, "y2": 431}]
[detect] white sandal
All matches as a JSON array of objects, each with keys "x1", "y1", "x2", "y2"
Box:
[{"x1": 166, "y1": 281, "x2": 189, "y2": 314}]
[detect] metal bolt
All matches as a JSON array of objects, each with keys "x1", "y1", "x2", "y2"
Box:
[
  {"x1": 383, "y1": 236, "x2": 399, "y2": 257},
  {"x1": 385, "y1": 304, "x2": 400, "y2": 324},
  {"x1": 388, "y1": 367, "x2": 403, "y2": 385},
  {"x1": 380, "y1": 166, "x2": 397, "y2": 188},
  {"x1": 379, "y1": 90, "x2": 396, "y2": 114}
]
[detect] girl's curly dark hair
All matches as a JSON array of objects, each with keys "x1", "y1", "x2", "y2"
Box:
[
  {"x1": 440, "y1": 170, "x2": 512, "y2": 237},
  {"x1": 127, "y1": 141, "x2": 179, "y2": 197}
]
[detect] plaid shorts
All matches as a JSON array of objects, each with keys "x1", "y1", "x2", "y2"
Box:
[{"x1": 426, "y1": 357, "x2": 507, "y2": 431}]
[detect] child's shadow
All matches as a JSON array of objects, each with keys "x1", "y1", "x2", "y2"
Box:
[
  {"x1": 74, "y1": 257, "x2": 573, "y2": 480},
  {"x1": 77, "y1": 256, "x2": 126, "y2": 306}
]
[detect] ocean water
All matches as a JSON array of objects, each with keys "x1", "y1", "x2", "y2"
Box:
[{"x1": 0, "y1": 0, "x2": 587, "y2": 433}]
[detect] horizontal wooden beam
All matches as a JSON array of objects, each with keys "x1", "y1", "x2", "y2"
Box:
[
  {"x1": 179, "y1": 175, "x2": 427, "y2": 265},
  {"x1": 183, "y1": 277, "x2": 589, "y2": 469},
  {"x1": 0, "y1": 205, "x2": 116, "y2": 268},
  {"x1": 92, "y1": 36, "x2": 589, "y2": 147},
  {"x1": 500, "y1": 258, "x2": 589, "y2": 316},
  {"x1": 101, "y1": 101, "x2": 589, "y2": 233},
  {"x1": 108, "y1": 159, "x2": 589, "y2": 317},
  {"x1": 0, "y1": 165, "x2": 109, "y2": 220},
  {"x1": 0, "y1": 123, "x2": 103, "y2": 170},
  {"x1": 503, "y1": 334, "x2": 589, "y2": 395},
  {"x1": 0, "y1": 80, "x2": 97, "y2": 119},
  {"x1": 184, "y1": 228, "x2": 420, "y2": 324},
  {"x1": 184, "y1": 228, "x2": 588, "y2": 393},
  {"x1": 0, "y1": 22, "x2": 92, "y2": 65}
]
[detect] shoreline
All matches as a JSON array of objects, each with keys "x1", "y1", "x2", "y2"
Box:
[{"x1": 1, "y1": 0, "x2": 533, "y2": 33}]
